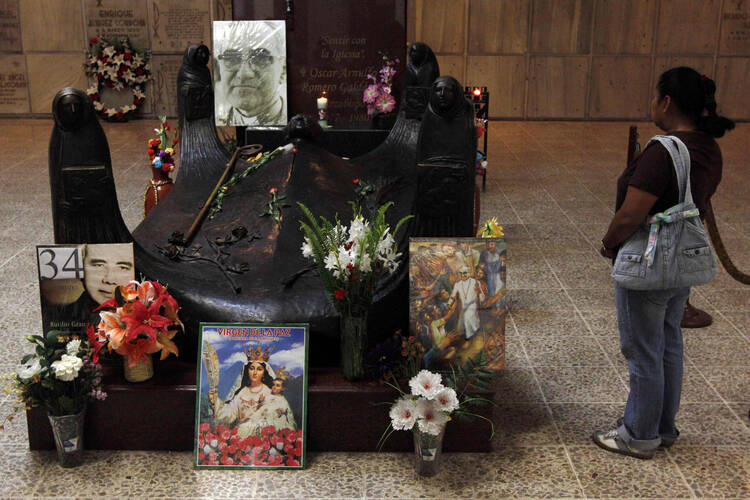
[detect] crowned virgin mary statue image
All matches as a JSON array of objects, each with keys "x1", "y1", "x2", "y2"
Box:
[{"x1": 206, "y1": 343, "x2": 298, "y2": 439}]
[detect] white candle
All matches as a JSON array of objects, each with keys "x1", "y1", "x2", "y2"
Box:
[{"x1": 317, "y1": 96, "x2": 328, "y2": 109}]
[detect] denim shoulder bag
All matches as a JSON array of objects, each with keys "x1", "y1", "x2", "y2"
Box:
[{"x1": 611, "y1": 135, "x2": 718, "y2": 290}]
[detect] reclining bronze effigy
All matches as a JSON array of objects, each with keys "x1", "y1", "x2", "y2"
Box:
[{"x1": 49, "y1": 43, "x2": 476, "y2": 365}]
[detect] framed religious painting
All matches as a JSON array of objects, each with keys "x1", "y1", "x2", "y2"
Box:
[
  {"x1": 194, "y1": 323, "x2": 308, "y2": 469},
  {"x1": 213, "y1": 20, "x2": 288, "y2": 127},
  {"x1": 408, "y1": 238, "x2": 507, "y2": 371},
  {"x1": 36, "y1": 243, "x2": 135, "y2": 338}
]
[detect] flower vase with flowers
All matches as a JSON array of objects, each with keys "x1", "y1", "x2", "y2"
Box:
[
  {"x1": 144, "y1": 116, "x2": 179, "y2": 216},
  {"x1": 363, "y1": 52, "x2": 399, "y2": 128},
  {"x1": 90, "y1": 280, "x2": 183, "y2": 382},
  {"x1": 382, "y1": 369, "x2": 494, "y2": 476},
  {"x1": 298, "y1": 195, "x2": 412, "y2": 380},
  {"x1": 2, "y1": 331, "x2": 106, "y2": 467}
]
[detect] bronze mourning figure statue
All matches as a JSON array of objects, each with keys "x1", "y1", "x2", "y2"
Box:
[{"x1": 48, "y1": 43, "x2": 475, "y2": 365}]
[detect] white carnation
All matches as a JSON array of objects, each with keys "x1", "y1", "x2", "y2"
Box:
[
  {"x1": 51, "y1": 354, "x2": 83, "y2": 382},
  {"x1": 17, "y1": 357, "x2": 42, "y2": 381},
  {"x1": 433, "y1": 387, "x2": 459, "y2": 413},
  {"x1": 66, "y1": 339, "x2": 82, "y2": 356},
  {"x1": 415, "y1": 398, "x2": 449, "y2": 436},
  {"x1": 389, "y1": 396, "x2": 417, "y2": 431},
  {"x1": 409, "y1": 370, "x2": 444, "y2": 399},
  {"x1": 301, "y1": 238, "x2": 313, "y2": 258}
]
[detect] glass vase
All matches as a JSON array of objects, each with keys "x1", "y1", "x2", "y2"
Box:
[
  {"x1": 48, "y1": 407, "x2": 86, "y2": 468},
  {"x1": 123, "y1": 354, "x2": 154, "y2": 383},
  {"x1": 413, "y1": 424, "x2": 446, "y2": 477},
  {"x1": 340, "y1": 314, "x2": 367, "y2": 381}
]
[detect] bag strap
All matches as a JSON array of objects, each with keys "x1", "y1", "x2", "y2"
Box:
[{"x1": 647, "y1": 135, "x2": 694, "y2": 206}]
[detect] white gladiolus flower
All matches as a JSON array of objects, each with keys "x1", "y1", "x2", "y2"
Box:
[
  {"x1": 301, "y1": 238, "x2": 313, "y2": 258},
  {"x1": 17, "y1": 357, "x2": 42, "y2": 380},
  {"x1": 415, "y1": 398, "x2": 449, "y2": 435},
  {"x1": 51, "y1": 355, "x2": 83, "y2": 382},
  {"x1": 433, "y1": 387, "x2": 460, "y2": 413},
  {"x1": 348, "y1": 216, "x2": 368, "y2": 243},
  {"x1": 337, "y1": 246, "x2": 353, "y2": 270},
  {"x1": 66, "y1": 339, "x2": 82, "y2": 356},
  {"x1": 378, "y1": 229, "x2": 395, "y2": 255},
  {"x1": 409, "y1": 370, "x2": 444, "y2": 399},
  {"x1": 324, "y1": 252, "x2": 340, "y2": 277},
  {"x1": 389, "y1": 396, "x2": 418, "y2": 430},
  {"x1": 359, "y1": 251, "x2": 372, "y2": 273}
]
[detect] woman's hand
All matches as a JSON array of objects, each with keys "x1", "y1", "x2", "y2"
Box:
[{"x1": 599, "y1": 242, "x2": 617, "y2": 259}]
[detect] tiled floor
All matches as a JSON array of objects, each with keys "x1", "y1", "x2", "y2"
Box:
[{"x1": 1, "y1": 118, "x2": 749, "y2": 498}]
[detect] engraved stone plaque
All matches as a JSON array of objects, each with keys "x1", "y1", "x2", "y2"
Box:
[
  {"x1": 0, "y1": 0, "x2": 21, "y2": 52},
  {"x1": 215, "y1": 0, "x2": 233, "y2": 21},
  {"x1": 84, "y1": 0, "x2": 149, "y2": 47},
  {"x1": 150, "y1": 0, "x2": 211, "y2": 53},
  {"x1": 0, "y1": 54, "x2": 29, "y2": 113},
  {"x1": 27, "y1": 53, "x2": 88, "y2": 114},
  {"x1": 151, "y1": 54, "x2": 183, "y2": 117},
  {"x1": 234, "y1": 0, "x2": 406, "y2": 123},
  {"x1": 720, "y1": 0, "x2": 750, "y2": 55}
]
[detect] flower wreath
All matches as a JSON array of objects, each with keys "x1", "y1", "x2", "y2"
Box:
[{"x1": 84, "y1": 37, "x2": 151, "y2": 122}]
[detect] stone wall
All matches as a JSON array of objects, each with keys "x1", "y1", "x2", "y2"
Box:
[
  {"x1": 0, "y1": 0, "x2": 231, "y2": 117},
  {"x1": 408, "y1": 0, "x2": 750, "y2": 120}
]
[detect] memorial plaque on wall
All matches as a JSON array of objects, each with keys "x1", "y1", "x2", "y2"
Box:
[
  {"x1": 0, "y1": 0, "x2": 21, "y2": 51},
  {"x1": 84, "y1": 0, "x2": 149, "y2": 47},
  {"x1": 151, "y1": 0, "x2": 211, "y2": 53},
  {"x1": 151, "y1": 54, "x2": 183, "y2": 117},
  {"x1": 234, "y1": 0, "x2": 406, "y2": 123},
  {"x1": 0, "y1": 54, "x2": 29, "y2": 113},
  {"x1": 720, "y1": 0, "x2": 750, "y2": 55}
]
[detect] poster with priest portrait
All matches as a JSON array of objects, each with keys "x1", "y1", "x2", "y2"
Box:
[{"x1": 195, "y1": 323, "x2": 308, "y2": 469}]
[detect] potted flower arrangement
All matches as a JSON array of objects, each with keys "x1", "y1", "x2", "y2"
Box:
[
  {"x1": 2, "y1": 330, "x2": 106, "y2": 467},
  {"x1": 298, "y1": 197, "x2": 411, "y2": 380},
  {"x1": 382, "y1": 368, "x2": 494, "y2": 476},
  {"x1": 362, "y1": 52, "x2": 400, "y2": 128},
  {"x1": 90, "y1": 280, "x2": 183, "y2": 382},
  {"x1": 144, "y1": 116, "x2": 179, "y2": 216}
]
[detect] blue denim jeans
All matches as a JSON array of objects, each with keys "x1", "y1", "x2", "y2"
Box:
[{"x1": 614, "y1": 283, "x2": 690, "y2": 451}]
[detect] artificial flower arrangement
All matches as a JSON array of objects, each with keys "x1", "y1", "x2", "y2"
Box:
[
  {"x1": 84, "y1": 37, "x2": 151, "y2": 121},
  {"x1": 90, "y1": 280, "x2": 183, "y2": 373},
  {"x1": 148, "y1": 116, "x2": 179, "y2": 174},
  {"x1": 197, "y1": 423, "x2": 303, "y2": 467},
  {"x1": 298, "y1": 199, "x2": 411, "y2": 318},
  {"x1": 1, "y1": 330, "x2": 106, "y2": 423},
  {"x1": 362, "y1": 52, "x2": 400, "y2": 116},
  {"x1": 477, "y1": 217, "x2": 504, "y2": 238}
]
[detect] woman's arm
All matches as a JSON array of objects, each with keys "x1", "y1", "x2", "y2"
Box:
[{"x1": 600, "y1": 186, "x2": 658, "y2": 258}]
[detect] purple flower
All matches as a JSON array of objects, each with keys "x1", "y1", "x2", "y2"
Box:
[
  {"x1": 363, "y1": 84, "x2": 380, "y2": 104},
  {"x1": 375, "y1": 93, "x2": 396, "y2": 113}
]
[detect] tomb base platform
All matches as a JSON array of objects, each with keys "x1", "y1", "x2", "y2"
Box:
[{"x1": 27, "y1": 359, "x2": 494, "y2": 452}]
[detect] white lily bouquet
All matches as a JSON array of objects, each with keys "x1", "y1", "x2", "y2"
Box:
[{"x1": 298, "y1": 200, "x2": 411, "y2": 380}]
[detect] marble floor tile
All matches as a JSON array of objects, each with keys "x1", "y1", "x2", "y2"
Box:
[
  {"x1": 491, "y1": 368, "x2": 545, "y2": 403},
  {"x1": 702, "y1": 367, "x2": 750, "y2": 402},
  {"x1": 700, "y1": 288, "x2": 750, "y2": 311},
  {"x1": 672, "y1": 403, "x2": 750, "y2": 447},
  {"x1": 534, "y1": 366, "x2": 627, "y2": 403},
  {"x1": 506, "y1": 289, "x2": 573, "y2": 312},
  {"x1": 523, "y1": 334, "x2": 610, "y2": 367},
  {"x1": 511, "y1": 309, "x2": 589, "y2": 337},
  {"x1": 684, "y1": 333, "x2": 750, "y2": 367},
  {"x1": 253, "y1": 452, "x2": 364, "y2": 499},
  {"x1": 680, "y1": 365, "x2": 725, "y2": 403},
  {"x1": 142, "y1": 451, "x2": 256, "y2": 498},
  {"x1": 549, "y1": 402, "x2": 624, "y2": 445},
  {"x1": 565, "y1": 288, "x2": 616, "y2": 312},
  {"x1": 577, "y1": 310, "x2": 619, "y2": 337},
  {"x1": 34, "y1": 450, "x2": 160, "y2": 497},
  {"x1": 490, "y1": 403, "x2": 560, "y2": 448},
  {"x1": 667, "y1": 446, "x2": 750, "y2": 498},
  {"x1": 567, "y1": 445, "x2": 693, "y2": 498},
  {"x1": 0, "y1": 451, "x2": 53, "y2": 498}
]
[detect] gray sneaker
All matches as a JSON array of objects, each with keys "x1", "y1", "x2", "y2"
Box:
[
  {"x1": 592, "y1": 427, "x2": 655, "y2": 459},
  {"x1": 615, "y1": 417, "x2": 675, "y2": 448}
]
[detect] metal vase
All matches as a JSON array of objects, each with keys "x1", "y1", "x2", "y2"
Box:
[
  {"x1": 47, "y1": 407, "x2": 86, "y2": 468},
  {"x1": 413, "y1": 424, "x2": 446, "y2": 477}
]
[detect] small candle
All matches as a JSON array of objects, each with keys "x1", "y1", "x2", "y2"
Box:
[{"x1": 317, "y1": 93, "x2": 328, "y2": 126}]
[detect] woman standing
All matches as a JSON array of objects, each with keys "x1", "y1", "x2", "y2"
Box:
[{"x1": 594, "y1": 67, "x2": 734, "y2": 459}]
